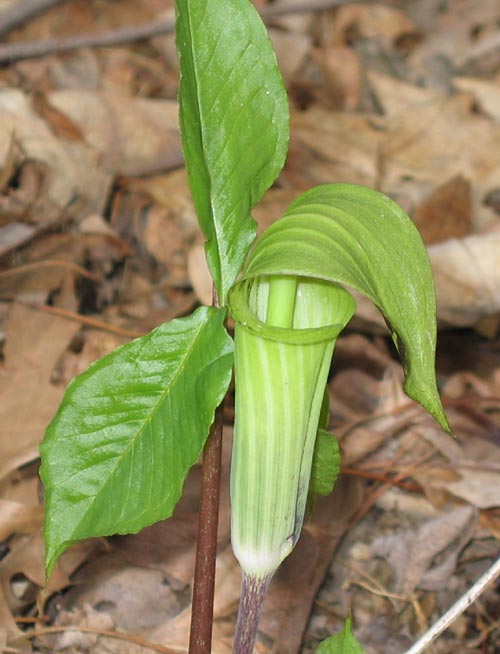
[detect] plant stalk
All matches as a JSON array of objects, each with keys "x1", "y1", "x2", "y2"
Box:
[
  {"x1": 233, "y1": 573, "x2": 273, "y2": 654},
  {"x1": 188, "y1": 406, "x2": 223, "y2": 654},
  {"x1": 189, "y1": 286, "x2": 224, "y2": 654}
]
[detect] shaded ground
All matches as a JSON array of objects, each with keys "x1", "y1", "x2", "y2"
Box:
[{"x1": 1, "y1": 0, "x2": 500, "y2": 652}]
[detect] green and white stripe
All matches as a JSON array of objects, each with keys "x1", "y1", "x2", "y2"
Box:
[{"x1": 229, "y1": 276, "x2": 355, "y2": 579}]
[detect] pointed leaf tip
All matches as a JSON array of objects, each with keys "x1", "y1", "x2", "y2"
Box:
[
  {"x1": 243, "y1": 183, "x2": 449, "y2": 432},
  {"x1": 316, "y1": 617, "x2": 364, "y2": 654},
  {"x1": 41, "y1": 306, "x2": 233, "y2": 578}
]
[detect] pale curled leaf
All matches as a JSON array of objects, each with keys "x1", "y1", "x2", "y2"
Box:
[
  {"x1": 243, "y1": 183, "x2": 449, "y2": 431},
  {"x1": 176, "y1": 0, "x2": 289, "y2": 303},
  {"x1": 40, "y1": 306, "x2": 233, "y2": 577},
  {"x1": 316, "y1": 617, "x2": 364, "y2": 654}
]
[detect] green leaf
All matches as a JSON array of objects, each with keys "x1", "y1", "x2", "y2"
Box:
[
  {"x1": 243, "y1": 183, "x2": 449, "y2": 431},
  {"x1": 316, "y1": 618, "x2": 364, "y2": 654},
  {"x1": 310, "y1": 429, "x2": 341, "y2": 497},
  {"x1": 40, "y1": 306, "x2": 233, "y2": 578},
  {"x1": 176, "y1": 0, "x2": 289, "y2": 304}
]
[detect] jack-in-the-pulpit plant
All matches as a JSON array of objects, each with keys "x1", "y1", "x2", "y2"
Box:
[{"x1": 40, "y1": 1, "x2": 450, "y2": 653}]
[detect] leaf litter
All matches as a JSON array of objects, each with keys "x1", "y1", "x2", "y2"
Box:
[{"x1": 0, "y1": 0, "x2": 499, "y2": 652}]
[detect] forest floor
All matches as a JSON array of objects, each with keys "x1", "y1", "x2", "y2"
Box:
[{"x1": 1, "y1": 0, "x2": 500, "y2": 652}]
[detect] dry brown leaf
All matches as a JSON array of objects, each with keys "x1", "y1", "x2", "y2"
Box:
[
  {"x1": 0, "y1": 500, "x2": 43, "y2": 541},
  {"x1": 0, "y1": 532, "x2": 94, "y2": 652},
  {"x1": 142, "y1": 205, "x2": 186, "y2": 270},
  {"x1": 48, "y1": 90, "x2": 182, "y2": 177},
  {"x1": 412, "y1": 175, "x2": 472, "y2": 245},
  {"x1": 32, "y1": 91, "x2": 85, "y2": 142},
  {"x1": 291, "y1": 108, "x2": 382, "y2": 187},
  {"x1": 0, "y1": 533, "x2": 92, "y2": 602},
  {"x1": 0, "y1": 89, "x2": 109, "y2": 216},
  {"x1": 415, "y1": 421, "x2": 500, "y2": 509},
  {"x1": 454, "y1": 77, "x2": 500, "y2": 122},
  {"x1": 328, "y1": 4, "x2": 416, "y2": 47},
  {"x1": 56, "y1": 328, "x2": 128, "y2": 387},
  {"x1": 429, "y1": 231, "x2": 500, "y2": 327},
  {"x1": 371, "y1": 505, "x2": 477, "y2": 595},
  {"x1": 0, "y1": 223, "x2": 36, "y2": 258},
  {"x1": 0, "y1": 583, "x2": 30, "y2": 653},
  {"x1": 0, "y1": 303, "x2": 81, "y2": 481},
  {"x1": 312, "y1": 45, "x2": 362, "y2": 110},
  {"x1": 54, "y1": 554, "x2": 184, "y2": 634},
  {"x1": 445, "y1": 468, "x2": 500, "y2": 509},
  {"x1": 378, "y1": 94, "x2": 500, "y2": 216},
  {"x1": 480, "y1": 510, "x2": 500, "y2": 541},
  {"x1": 367, "y1": 70, "x2": 445, "y2": 118},
  {"x1": 124, "y1": 169, "x2": 200, "y2": 240},
  {"x1": 41, "y1": 604, "x2": 115, "y2": 652}
]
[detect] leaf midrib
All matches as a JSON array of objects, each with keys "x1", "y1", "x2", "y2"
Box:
[
  {"x1": 66, "y1": 310, "x2": 217, "y2": 539},
  {"x1": 183, "y1": 0, "x2": 223, "y2": 292}
]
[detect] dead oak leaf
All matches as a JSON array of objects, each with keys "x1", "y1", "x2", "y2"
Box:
[
  {"x1": 0, "y1": 303, "x2": 80, "y2": 481},
  {"x1": 371, "y1": 505, "x2": 477, "y2": 596}
]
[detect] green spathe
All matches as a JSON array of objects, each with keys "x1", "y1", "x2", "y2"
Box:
[
  {"x1": 229, "y1": 277, "x2": 355, "y2": 578},
  {"x1": 243, "y1": 183, "x2": 450, "y2": 432}
]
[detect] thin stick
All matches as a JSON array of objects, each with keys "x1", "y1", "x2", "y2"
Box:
[
  {"x1": 21, "y1": 302, "x2": 145, "y2": 338},
  {"x1": 0, "y1": 259, "x2": 100, "y2": 282},
  {"x1": 0, "y1": 0, "x2": 69, "y2": 37},
  {"x1": 0, "y1": 19, "x2": 170, "y2": 62},
  {"x1": 188, "y1": 404, "x2": 224, "y2": 654},
  {"x1": 23, "y1": 624, "x2": 183, "y2": 654},
  {"x1": 0, "y1": 0, "x2": 368, "y2": 63},
  {"x1": 403, "y1": 554, "x2": 500, "y2": 654}
]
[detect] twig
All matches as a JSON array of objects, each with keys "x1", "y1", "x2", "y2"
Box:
[
  {"x1": 403, "y1": 554, "x2": 500, "y2": 654},
  {"x1": 341, "y1": 466, "x2": 422, "y2": 493},
  {"x1": 0, "y1": 0, "x2": 367, "y2": 63},
  {"x1": 21, "y1": 302, "x2": 145, "y2": 338},
  {"x1": 23, "y1": 624, "x2": 183, "y2": 654},
  {"x1": 0, "y1": 19, "x2": 170, "y2": 63},
  {"x1": 0, "y1": 259, "x2": 100, "y2": 282},
  {"x1": 0, "y1": 0, "x2": 69, "y2": 37}
]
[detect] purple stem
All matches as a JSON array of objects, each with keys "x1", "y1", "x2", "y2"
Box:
[{"x1": 233, "y1": 573, "x2": 273, "y2": 654}]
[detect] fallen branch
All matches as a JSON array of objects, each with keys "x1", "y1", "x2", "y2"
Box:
[
  {"x1": 0, "y1": 0, "x2": 366, "y2": 63},
  {"x1": 403, "y1": 554, "x2": 500, "y2": 654},
  {"x1": 0, "y1": 0, "x2": 69, "y2": 37}
]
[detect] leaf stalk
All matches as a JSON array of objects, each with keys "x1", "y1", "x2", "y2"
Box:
[
  {"x1": 189, "y1": 286, "x2": 224, "y2": 654},
  {"x1": 188, "y1": 405, "x2": 224, "y2": 654}
]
